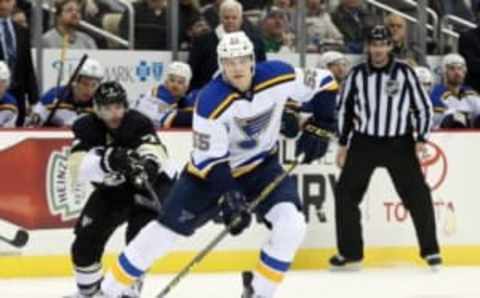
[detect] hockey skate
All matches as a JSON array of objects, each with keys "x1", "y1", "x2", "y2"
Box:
[
  {"x1": 424, "y1": 254, "x2": 442, "y2": 272},
  {"x1": 120, "y1": 276, "x2": 144, "y2": 298},
  {"x1": 241, "y1": 271, "x2": 266, "y2": 298},
  {"x1": 329, "y1": 254, "x2": 362, "y2": 271}
]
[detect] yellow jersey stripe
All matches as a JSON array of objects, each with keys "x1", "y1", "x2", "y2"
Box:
[
  {"x1": 187, "y1": 158, "x2": 228, "y2": 179},
  {"x1": 209, "y1": 93, "x2": 239, "y2": 119},
  {"x1": 111, "y1": 261, "x2": 136, "y2": 286},
  {"x1": 254, "y1": 73, "x2": 296, "y2": 94},
  {"x1": 0, "y1": 104, "x2": 18, "y2": 112},
  {"x1": 322, "y1": 80, "x2": 339, "y2": 92},
  {"x1": 255, "y1": 262, "x2": 284, "y2": 283}
]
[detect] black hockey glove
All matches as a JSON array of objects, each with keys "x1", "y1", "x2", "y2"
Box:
[
  {"x1": 295, "y1": 118, "x2": 332, "y2": 163},
  {"x1": 101, "y1": 147, "x2": 132, "y2": 174},
  {"x1": 127, "y1": 154, "x2": 161, "y2": 189},
  {"x1": 280, "y1": 107, "x2": 300, "y2": 138},
  {"x1": 221, "y1": 189, "x2": 252, "y2": 236}
]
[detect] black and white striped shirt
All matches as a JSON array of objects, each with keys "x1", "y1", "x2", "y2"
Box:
[{"x1": 337, "y1": 58, "x2": 433, "y2": 145}]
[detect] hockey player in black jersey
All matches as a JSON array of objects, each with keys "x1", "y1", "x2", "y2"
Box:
[{"x1": 66, "y1": 81, "x2": 177, "y2": 298}]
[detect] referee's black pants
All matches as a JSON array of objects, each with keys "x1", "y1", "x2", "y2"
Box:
[{"x1": 334, "y1": 133, "x2": 440, "y2": 261}]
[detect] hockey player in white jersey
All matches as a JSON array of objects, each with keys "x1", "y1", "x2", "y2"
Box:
[
  {"x1": 134, "y1": 61, "x2": 198, "y2": 128},
  {"x1": 95, "y1": 31, "x2": 337, "y2": 298},
  {"x1": 29, "y1": 58, "x2": 104, "y2": 127},
  {"x1": 0, "y1": 62, "x2": 18, "y2": 127},
  {"x1": 431, "y1": 53, "x2": 480, "y2": 128}
]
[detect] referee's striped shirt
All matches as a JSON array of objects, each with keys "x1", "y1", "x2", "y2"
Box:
[{"x1": 337, "y1": 58, "x2": 433, "y2": 145}]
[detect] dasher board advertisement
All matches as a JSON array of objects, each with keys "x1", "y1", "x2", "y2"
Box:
[{"x1": 0, "y1": 131, "x2": 478, "y2": 277}]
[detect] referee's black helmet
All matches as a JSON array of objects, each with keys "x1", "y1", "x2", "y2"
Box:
[{"x1": 367, "y1": 25, "x2": 392, "y2": 43}]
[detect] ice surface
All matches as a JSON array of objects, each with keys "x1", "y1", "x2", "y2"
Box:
[{"x1": 0, "y1": 267, "x2": 479, "y2": 298}]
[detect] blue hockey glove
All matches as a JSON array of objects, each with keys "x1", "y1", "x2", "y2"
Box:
[
  {"x1": 295, "y1": 118, "x2": 331, "y2": 163},
  {"x1": 221, "y1": 189, "x2": 252, "y2": 236}
]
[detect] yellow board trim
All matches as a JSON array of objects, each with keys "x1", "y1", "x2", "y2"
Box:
[
  {"x1": 111, "y1": 260, "x2": 136, "y2": 286},
  {"x1": 255, "y1": 262, "x2": 284, "y2": 283},
  {"x1": 0, "y1": 246, "x2": 479, "y2": 278}
]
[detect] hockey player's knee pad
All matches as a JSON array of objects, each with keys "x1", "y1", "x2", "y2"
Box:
[{"x1": 264, "y1": 203, "x2": 307, "y2": 260}]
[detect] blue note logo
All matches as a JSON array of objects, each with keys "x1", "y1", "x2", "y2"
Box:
[{"x1": 235, "y1": 106, "x2": 275, "y2": 149}]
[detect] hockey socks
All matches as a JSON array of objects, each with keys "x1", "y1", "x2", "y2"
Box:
[
  {"x1": 75, "y1": 263, "x2": 103, "y2": 296},
  {"x1": 253, "y1": 251, "x2": 291, "y2": 297},
  {"x1": 102, "y1": 220, "x2": 179, "y2": 296}
]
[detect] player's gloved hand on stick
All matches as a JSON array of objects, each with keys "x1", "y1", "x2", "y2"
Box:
[
  {"x1": 221, "y1": 189, "x2": 251, "y2": 236},
  {"x1": 295, "y1": 117, "x2": 331, "y2": 163},
  {"x1": 101, "y1": 147, "x2": 132, "y2": 174},
  {"x1": 280, "y1": 107, "x2": 300, "y2": 138}
]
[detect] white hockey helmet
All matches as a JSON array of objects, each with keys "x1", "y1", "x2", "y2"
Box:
[
  {"x1": 78, "y1": 58, "x2": 104, "y2": 80},
  {"x1": 165, "y1": 61, "x2": 192, "y2": 84},
  {"x1": 318, "y1": 51, "x2": 347, "y2": 68},
  {"x1": 217, "y1": 31, "x2": 255, "y2": 73},
  {"x1": 441, "y1": 53, "x2": 466, "y2": 73},
  {"x1": 0, "y1": 61, "x2": 11, "y2": 85}
]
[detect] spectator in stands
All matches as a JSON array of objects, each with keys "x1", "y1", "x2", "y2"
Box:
[
  {"x1": 458, "y1": 9, "x2": 480, "y2": 93},
  {"x1": 430, "y1": 53, "x2": 480, "y2": 129},
  {"x1": 179, "y1": 0, "x2": 201, "y2": 48},
  {"x1": 135, "y1": 61, "x2": 198, "y2": 128},
  {"x1": 16, "y1": 0, "x2": 50, "y2": 32},
  {"x1": 12, "y1": 6, "x2": 27, "y2": 28},
  {"x1": 0, "y1": 0, "x2": 38, "y2": 126},
  {"x1": 29, "y1": 58, "x2": 103, "y2": 127},
  {"x1": 80, "y1": 0, "x2": 127, "y2": 49},
  {"x1": 260, "y1": 8, "x2": 294, "y2": 53},
  {"x1": 119, "y1": 0, "x2": 168, "y2": 50},
  {"x1": 188, "y1": 0, "x2": 266, "y2": 89},
  {"x1": 42, "y1": 0, "x2": 98, "y2": 49},
  {"x1": 0, "y1": 61, "x2": 17, "y2": 127},
  {"x1": 271, "y1": 0, "x2": 296, "y2": 32},
  {"x1": 202, "y1": 0, "x2": 222, "y2": 28},
  {"x1": 306, "y1": 0, "x2": 344, "y2": 53},
  {"x1": 181, "y1": 15, "x2": 212, "y2": 50},
  {"x1": 331, "y1": 0, "x2": 380, "y2": 54},
  {"x1": 202, "y1": 0, "x2": 263, "y2": 36},
  {"x1": 414, "y1": 66, "x2": 435, "y2": 95},
  {"x1": 385, "y1": 14, "x2": 426, "y2": 66}
]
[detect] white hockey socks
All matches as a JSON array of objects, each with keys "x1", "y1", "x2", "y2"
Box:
[
  {"x1": 74, "y1": 263, "x2": 103, "y2": 296},
  {"x1": 101, "y1": 220, "x2": 180, "y2": 297},
  {"x1": 253, "y1": 203, "x2": 306, "y2": 298}
]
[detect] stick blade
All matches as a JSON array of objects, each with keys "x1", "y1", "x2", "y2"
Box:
[{"x1": 12, "y1": 230, "x2": 29, "y2": 248}]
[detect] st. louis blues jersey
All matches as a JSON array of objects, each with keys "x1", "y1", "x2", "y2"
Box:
[
  {"x1": 0, "y1": 92, "x2": 18, "y2": 128},
  {"x1": 33, "y1": 86, "x2": 94, "y2": 127},
  {"x1": 134, "y1": 85, "x2": 198, "y2": 128},
  {"x1": 430, "y1": 84, "x2": 480, "y2": 128},
  {"x1": 186, "y1": 60, "x2": 337, "y2": 187}
]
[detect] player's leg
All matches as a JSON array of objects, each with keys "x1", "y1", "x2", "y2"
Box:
[
  {"x1": 332, "y1": 135, "x2": 377, "y2": 265},
  {"x1": 101, "y1": 172, "x2": 221, "y2": 297},
  {"x1": 118, "y1": 202, "x2": 159, "y2": 298},
  {"x1": 385, "y1": 136, "x2": 441, "y2": 267},
  {"x1": 70, "y1": 188, "x2": 128, "y2": 297},
  {"x1": 239, "y1": 158, "x2": 306, "y2": 298}
]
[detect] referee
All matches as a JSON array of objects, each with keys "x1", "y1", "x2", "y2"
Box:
[{"x1": 330, "y1": 25, "x2": 441, "y2": 270}]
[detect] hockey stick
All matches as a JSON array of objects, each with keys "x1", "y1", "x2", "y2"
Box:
[
  {"x1": 155, "y1": 155, "x2": 304, "y2": 298},
  {"x1": 0, "y1": 229, "x2": 29, "y2": 248},
  {"x1": 43, "y1": 54, "x2": 89, "y2": 127}
]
